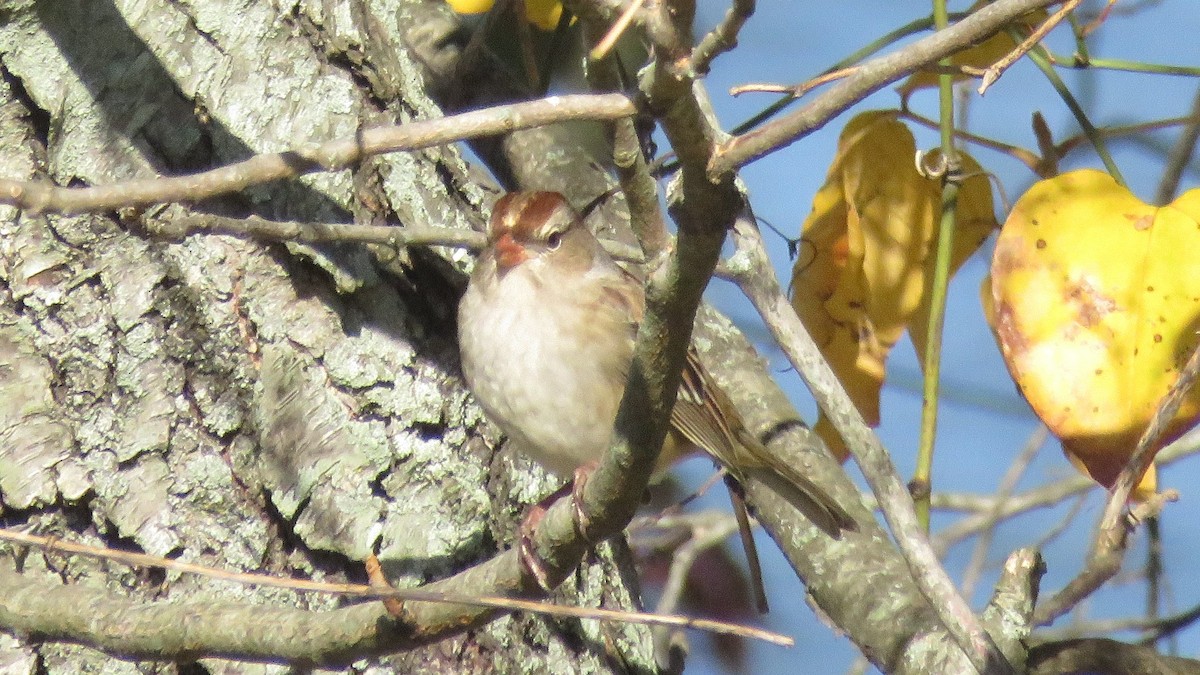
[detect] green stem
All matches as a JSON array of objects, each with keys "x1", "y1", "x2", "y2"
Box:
[
  {"x1": 1015, "y1": 29, "x2": 1127, "y2": 186},
  {"x1": 1051, "y1": 54, "x2": 1200, "y2": 78},
  {"x1": 1067, "y1": 11, "x2": 1090, "y2": 63},
  {"x1": 915, "y1": 0, "x2": 958, "y2": 533}
]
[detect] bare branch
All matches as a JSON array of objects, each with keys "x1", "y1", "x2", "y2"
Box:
[
  {"x1": 931, "y1": 435, "x2": 1200, "y2": 552},
  {"x1": 977, "y1": 0, "x2": 1082, "y2": 94},
  {"x1": 710, "y1": 0, "x2": 1065, "y2": 177},
  {"x1": 0, "y1": 527, "x2": 790, "y2": 649},
  {"x1": 143, "y1": 211, "x2": 647, "y2": 263},
  {"x1": 691, "y1": 0, "x2": 756, "y2": 76},
  {"x1": 0, "y1": 94, "x2": 635, "y2": 215},
  {"x1": 727, "y1": 217, "x2": 1013, "y2": 672},
  {"x1": 961, "y1": 426, "x2": 1049, "y2": 598},
  {"x1": 980, "y1": 548, "x2": 1044, "y2": 657},
  {"x1": 1154, "y1": 85, "x2": 1200, "y2": 205},
  {"x1": 151, "y1": 212, "x2": 487, "y2": 250},
  {"x1": 581, "y1": 18, "x2": 670, "y2": 258},
  {"x1": 642, "y1": 510, "x2": 743, "y2": 660},
  {"x1": 1034, "y1": 489, "x2": 1184, "y2": 626}
]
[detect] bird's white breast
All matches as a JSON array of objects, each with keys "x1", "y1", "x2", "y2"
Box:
[{"x1": 459, "y1": 262, "x2": 635, "y2": 477}]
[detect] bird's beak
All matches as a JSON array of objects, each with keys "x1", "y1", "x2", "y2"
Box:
[{"x1": 494, "y1": 232, "x2": 528, "y2": 269}]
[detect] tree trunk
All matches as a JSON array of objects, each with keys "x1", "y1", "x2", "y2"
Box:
[{"x1": 0, "y1": 0, "x2": 655, "y2": 671}]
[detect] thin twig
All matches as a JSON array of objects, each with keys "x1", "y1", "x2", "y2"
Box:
[
  {"x1": 978, "y1": 0, "x2": 1082, "y2": 95},
  {"x1": 649, "y1": 510, "x2": 743, "y2": 659},
  {"x1": 1080, "y1": 0, "x2": 1118, "y2": 36},
  {"x1": 144, "y1": 211, "x2": 647, "y2": 262},
  {"x1": 154, "y1": 213, "x2": 487, "y2": 250},
  {"x1": 690, "y1": 0, "x2": 755, "y2": 75},
  {"x1": 1019, "y1": 27, "x2": 1126, "y2": 185},
  {"x1": 728, "y1": 83, "x2": 791, "y2": 95},
  {"x1": 582, "y1": 16, "x2": 669, "y2": 259},
  {"x1": 725, "y1": 11, "x2": 976, "y2": 138},
  {"x1": 1140, "y1": 600, "x2": 1200, "y2": 644},
  {"x1": 0, "y1": 94, "x2": 635, "y2": 215},
  {"x1": 930, "y1": 434, "x2": 1200, "y2": 551},
  {"x1": 1098, "y1": 343, "x2": 1200, "y2": 551},
  {"x1": 1029, "y1": 493, "x2": 1089, "y2": 553},
  {"x1": 1034, "y1": 344, "x2": 1200, "y2": 626},
  {"x1": 1153, "y1": 85, "x2": 1200, "y2": 205},
  {"x1": 900, "y1": 109, "x2": 1043, "y2": 171},
  {"x1": 589, "y1": 0, "x2": 645, "y2": 61},
  {"x1": 572, "y1": 0, "x2": 667, "y2": 48},
  {"x1": 712, "y1": 0, "x2": 1065, "y2": 177},
  {"x1": 729, "y1": 66, "x2": 861, "y2": 100},
  {"x1": 0, "y1": 527, "x2": 792, "y2": 646},
  {"x1": 900, "y1": 109, "x2": 1197, "y2": 178},
  {"x1": 629, "y1": 472, "x2": 729, "y2": 533},
  {"x1": 1145, "y1": 516, "x2": 1163, "y2": 632},
  {"x1": 961, "y1": 426, "x2": 1049, "y2": 598}
]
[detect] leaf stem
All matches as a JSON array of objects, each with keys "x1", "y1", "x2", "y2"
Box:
[
  {"x1": 1050, "y1": 53, "x2": 1200, "y2": 78},
  {"x1": 1015, "y1": 28, "x2": 1127, "y2": 186},
  {"x1": 915, "y1": 0, "x2": 959, "y2": 532}
]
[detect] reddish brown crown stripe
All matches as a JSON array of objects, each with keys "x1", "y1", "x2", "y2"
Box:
[
  {"x1": 489, "y1": 192, "x2": 525, "y2": 237},
  {"x1": 514, "y1": 192, "x2": 567, "y2": 239},
  {"x1": 491, "y1": 192, "x2": 569, "y2": 240}
]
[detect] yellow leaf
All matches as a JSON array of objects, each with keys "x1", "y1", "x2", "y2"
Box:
[
  {"x1": 447, "y1": 0, "x2": 495, "y2": 14},
  {"x1": 792, "y1": 111, "x2": 997, "y2": 460},
  {"x1": 523, "y1": 0, "x2": 565, "y2": 30},
  {"x1": 988, "y1": 169, "x2": 1200, "y2": 493},
  {"x1": 896, "y1": 1, "x2": 1048, "y2": 99},
  {"x1": 446, "y1": 0, "x2": 564, "y2": 31}
]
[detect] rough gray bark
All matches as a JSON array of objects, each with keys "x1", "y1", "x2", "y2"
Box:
[{"x1": 0, "y1": 0, "x2": 655, "y2": 672}]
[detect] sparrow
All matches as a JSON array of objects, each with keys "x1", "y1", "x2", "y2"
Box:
[{"x1": 458, "y1": 191, "x2": 856, "y2": 606}]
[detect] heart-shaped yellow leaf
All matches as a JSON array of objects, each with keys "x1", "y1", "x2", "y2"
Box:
[
  {"x1": 988, "y1": 169, "x2": 1200, "y2": 491},
  {"x1": 791, "y1": 111, "x2": 997, "y2": 459}
]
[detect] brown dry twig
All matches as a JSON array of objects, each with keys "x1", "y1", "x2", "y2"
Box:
[
  {"x1": 364, "y1": 554, "x2": 405, "y2": 618},
  {"x1": 929, "y1": 434, "x2": 1200, "y2": 552},
  {"x1": 589, "y1": 0, "x2": 645, "y2": 61},
  {"x1": 977, "y1": 0, "x2": 1082, "y2": 95},
  {"x1": 1034, "y1": 341, "x2": 1200, "y2": 626},
  {"x1": 0, "y1": 94, "x2": 635, "y2": 216},
  {"x1": 729, "y1": 66, "x2": 861, "y2": 100},
  {"x1": 0, "y1": 527, "x2": 792, "y2": 646},
  {"x1": 712, "y1": 0, "x2": 1067, "y2": 177},
  {"x1": 961, "y1": 426, "x2": 1049, "y2": 598},
  {"x1": 1080, "y1": 0, "x2": 1119, "y2": 36},
  {"x1": 144, "y1": 211, "x2": 647, "y2": 263}
]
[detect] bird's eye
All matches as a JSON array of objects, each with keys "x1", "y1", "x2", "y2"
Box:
[{"x1": 546, "y1": 231, "x2": 563, "y2": 249}]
